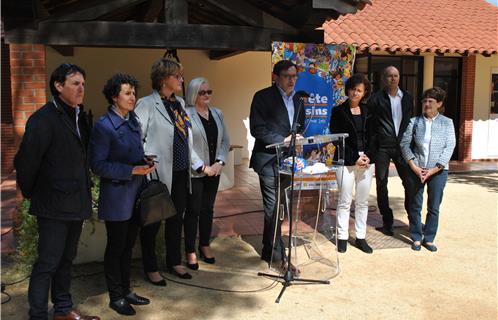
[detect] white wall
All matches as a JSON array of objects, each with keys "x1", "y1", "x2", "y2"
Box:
[
  {"x1": 472, "y1": 54, "x2": 498, "y2": 159},
  {"x1": 45, "y1": 47, "x2": 272, "y2": 159}
]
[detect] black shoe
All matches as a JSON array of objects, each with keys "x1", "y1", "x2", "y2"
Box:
[
  {"x1": 377, "y1": 226, "x2": 394, "y2": 236},
  {"x1": 186, "y1": 252, "x2": 199, "y2": 270},
  {"x1": 168, "y1": 266, "x2": 192, "y2": 279},
  {"x1": 110, "y1": 298, "x2": 136, "y2": 316},
  {"x1": 125, "y1": 292, "x2": 150, "y2": 305},
  {"x1": 144, "y1": 273, "x2": 166, "y2": 287},
  {"x1": 422, "y1": 242, "x2": 438, "y2": 252},
  {"x1": 199, "y1": 247, "x2": 216, "y2": 264},
  {"x1": 355, "y1": 238, "x2": 373, "y2": 254},
  {"x1": 337, "y1": 239, "x2": 348, "y2": 253},
  {"x1": 187, "y1": 262, "x2": 199, "y2": 270}
]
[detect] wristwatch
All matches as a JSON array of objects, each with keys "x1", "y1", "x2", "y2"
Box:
[
  {"x1": 216, "y1": 160, "x2": 225, "y2": 166},
  {"x1": 435, "y1": 163, "x2": 444, "y2": 170}
]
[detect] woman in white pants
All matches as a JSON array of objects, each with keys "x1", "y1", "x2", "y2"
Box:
[{"x1": 329, "y1": 74, "x2": 375, "y2": 253}]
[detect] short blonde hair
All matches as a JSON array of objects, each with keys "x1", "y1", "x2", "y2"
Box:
[
  {"x1": 186, "y1": 77, "x2": 209, "y2": 106},
  {"x1": 150, "y1": 58, "x2": 183, "y2": 91}
]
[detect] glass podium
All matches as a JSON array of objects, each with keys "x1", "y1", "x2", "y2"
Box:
[{"x1": 265, "y1": 133, "x2": 348, "y2": 281}]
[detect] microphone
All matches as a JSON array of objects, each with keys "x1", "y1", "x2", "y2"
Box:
[{"x1": 296, "y1": 90, "x2": 310, "y2": 98}]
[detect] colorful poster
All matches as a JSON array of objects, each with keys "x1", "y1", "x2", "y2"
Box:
[{"x1": 271, "y1": 42, "x2": 356, "y2": 136}]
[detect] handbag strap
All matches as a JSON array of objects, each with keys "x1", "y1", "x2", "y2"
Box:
[{"x1": 148, "y1": 168, "x2": 161, "y2": 181}]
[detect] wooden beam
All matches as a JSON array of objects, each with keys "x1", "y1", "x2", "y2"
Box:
[
  {"x1": 44, "y1": 0, "x2": 148, "y2": 22},
  {"x1": 208, "y1": 50, "x2": 244, "y2": 60},
  {"x1": 5, "y1": 21, "x2": 280, "y2": 51},
  {"x1": 50, "y1": 45, "x2": 74, "y2": 56},
  {"x1": 164, "y1": 0, "x2": 188, "y2": 24},
  {"x1": 202, "y1": 0, "x2": 298, "y2": 34},
  {"x1": 136, "y1": 0, "x2": 163, "y2": 22},
  {"x1": 312, "y1": 0, "x2": 359, "y2": 14}
]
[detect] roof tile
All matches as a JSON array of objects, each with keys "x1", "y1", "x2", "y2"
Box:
[{"x1": 323, "y1": 0, "x2": 498, "y2": 54}]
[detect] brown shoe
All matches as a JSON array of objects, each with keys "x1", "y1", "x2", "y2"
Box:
[{"x1": 53, "y1": 309, "x2": 100, "y2": 320}]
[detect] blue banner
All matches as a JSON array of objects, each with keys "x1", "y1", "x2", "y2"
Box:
[{"x1": 271, "y1": 42, "x2": 356, "y2": 136}]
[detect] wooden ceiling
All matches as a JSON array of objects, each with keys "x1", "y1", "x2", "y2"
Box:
[{"x1": 2, "y1": 0, "x2": 370, "y2": 58}]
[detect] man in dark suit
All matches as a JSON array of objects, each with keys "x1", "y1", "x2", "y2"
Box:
[
  {"x1": 14, "y1": 64, "x2": 100, "y2": 320},
  {"x1": 249, "y1": 60, "x2": 305, "y2": 266},
  {"x1": 368, "y1": 66, "x2": 414, "y2": 236}
]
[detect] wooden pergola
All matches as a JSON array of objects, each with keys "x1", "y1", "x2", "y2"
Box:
[{"x1": 2, "y1": 0, "x2": 370, "y2": 59}]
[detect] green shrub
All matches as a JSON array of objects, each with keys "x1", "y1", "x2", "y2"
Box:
[{"x1": 15, "y1": 175, "x2": 101, "y2": 271}]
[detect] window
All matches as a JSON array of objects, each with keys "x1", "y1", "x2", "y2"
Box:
[{"x1": 353, "y1": 54, "x2": 423, "y2": 112}]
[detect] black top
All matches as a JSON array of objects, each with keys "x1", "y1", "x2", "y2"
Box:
[
  {"x1": 163, "y1": 98, "x2": 189, "y2": 171},
  {"x1": 199, "y1": 110, "x2": 218, "y2": 165},
  {"x1": 367, "y1": 89, "x2": 414, "y2": 148},
  {"x1": 352, "y1": 114, "x2": 365, "y2": 152},
  {"x1": 14, "y1": 98, "x2": 92, "y2": 220},
  {"x1": 329, "y1": 101, "x2": 375, "y2": 166}
]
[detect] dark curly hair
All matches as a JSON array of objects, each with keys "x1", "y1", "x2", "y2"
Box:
[
  {"x1": 102, "y1": 73, "x2": 139, "y2": 105},
  {"x1": 49, "y1": 63, "x2": 86, "y2": 97},
  {"x1": 345, "y1": 73, "x2": 372, "y2": 101}
]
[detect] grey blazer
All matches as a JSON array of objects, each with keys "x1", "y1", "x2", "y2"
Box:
[
  {"x1": 186, "y1": 105, "x2": 230, "y2": 178},
  {"x1": 134, "y1": 90, "x2": 193, "y2": 191},
  {"x1": 400, "y1": 114, "x2": 456, "y2": 170}
]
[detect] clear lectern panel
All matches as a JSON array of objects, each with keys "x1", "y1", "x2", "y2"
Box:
[{"x1": 266, "y1": 134, "x2": 348, "y2": 279}]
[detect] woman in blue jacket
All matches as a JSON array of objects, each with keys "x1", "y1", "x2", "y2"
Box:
[
  {"x1": 90, "y1": 73, "x2": 155, "y2": 316},
  {"x1": 400, "y1": 87, "x2": 456, "y2": 252}
]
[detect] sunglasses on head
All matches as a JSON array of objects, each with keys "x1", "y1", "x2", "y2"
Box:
[{"x1": 198, "y1": 90, "x2": 213, "y2": 96}]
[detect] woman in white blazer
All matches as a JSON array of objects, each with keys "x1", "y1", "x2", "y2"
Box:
[
  {"x1": 135, "y1": 58, "x2": 193, "y2": 283},
  {"x1": 183, "y1": 77, "x2": 230, "y2": 270},
  {"x1": 400, "y1": 87, "x2": 456, "y2": 252}
]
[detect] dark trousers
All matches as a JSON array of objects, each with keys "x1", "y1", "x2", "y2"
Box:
[
  {"x1": 28, "y1": 217, "x2": 83, "y2": 320},
  {"x1": 258, "y1": 173, "x2": 290, "y2": 262},
  {"x1": 104, "y1": 211, "x2": 140, "y2": 302},
  {"x1": 140, "y1": 170, "x2": 188, "y2": 271},
  {"x1": 408, "y1": 170, "x2": 448, "y2": 243},
  {"x1": 374, "y1": 147, "x2": 412, "y2": 228},
  {"x1": 184, "y1": 175, "x2": 220, "y2": 253}
]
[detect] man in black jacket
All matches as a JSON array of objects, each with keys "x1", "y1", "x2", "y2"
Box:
[
  {"x1": 249, "y1": 60, "x2": 305, "y2": 267},
  {"x1": 14, "y1": 64, "x2": 100, "y2": 320},
  {"x1": 368, "y1": 66, "x2": 413, "y2": 236}
]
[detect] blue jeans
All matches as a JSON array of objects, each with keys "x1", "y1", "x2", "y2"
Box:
[
  {"x1": 408, "y1": 170, "x2": 448, "y2": 243},
  {"x1": 28, "y1": 217, "x2": 83, "y2": 320}
]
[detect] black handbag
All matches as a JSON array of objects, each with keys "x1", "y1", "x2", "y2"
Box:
[{"x1": 136, "y1": 169, "x2": 176, "y2": 226}]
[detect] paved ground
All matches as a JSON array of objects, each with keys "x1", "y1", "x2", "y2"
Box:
[{"x1": 2, "y1": 171, "x2": 497, "y2": 320}]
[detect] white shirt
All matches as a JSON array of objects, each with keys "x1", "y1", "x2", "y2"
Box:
[
  {"x1": 422, "y1": 113, "x2": 439, "y2": 168},
  {"x1": 389, "y1": 88, "x2": 403, "y2": 136},
  {"x1": 276, "y1": 85, "x2": 296, "y2": 128}
]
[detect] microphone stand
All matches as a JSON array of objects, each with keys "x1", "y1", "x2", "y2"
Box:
[{"x1": 258, "y1": 93, "x2": 330, "y2": 303}]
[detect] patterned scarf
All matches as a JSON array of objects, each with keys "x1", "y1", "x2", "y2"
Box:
[{"x1": 166, "y1": 98, "x2": 191, "y2": 140}]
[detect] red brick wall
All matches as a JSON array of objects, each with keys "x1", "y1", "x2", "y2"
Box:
[
  {"x1": 459, "y1": 55, "x2": 475, "y2": 162},
  {"x1": 1, "y1": 40, "x2": 16, "y2": 178},
  {"x1": 9, "y1": 44, "x2": 47, "y2": 140}
]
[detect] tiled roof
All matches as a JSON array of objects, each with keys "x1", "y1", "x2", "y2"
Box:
[{"x1": 322, "y1": 0, "x2": 498, "y2": 55}]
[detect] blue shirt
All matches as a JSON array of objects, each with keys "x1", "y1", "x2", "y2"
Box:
[{"x1": 276, "y1": 85, "x2": 296, "y2": 127}]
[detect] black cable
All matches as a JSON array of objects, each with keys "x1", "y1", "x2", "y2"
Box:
[
  {"x1": 1, "y1": 227, "x2": 14, "y2": 237},
  {"x1": 2, "y1": 274, "x2": 30, "y2": 286},
  {"x1": 161, "y1": 274, "x2": 279, "y2": 293},
  {"x1": 1, "y1": 291, "x2": 11, "y2": 304},
  {"x1": 214, "y1": 209, "x2": 263, "y2": 219}
]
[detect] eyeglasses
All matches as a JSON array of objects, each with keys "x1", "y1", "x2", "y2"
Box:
[
  {"x1": 170, "y1": 74, "x2": 184, "y2": 80},
  {"x1": 198, "y1": 90, "x2": 213, "y2": 96},
  {"x1": 280, "y1": 74, "x2": 298, "y2": 80}
]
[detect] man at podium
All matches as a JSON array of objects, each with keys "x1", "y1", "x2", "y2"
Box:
[{"x1": 249, "y1": 60, "x2": 305, "y2": 267}]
